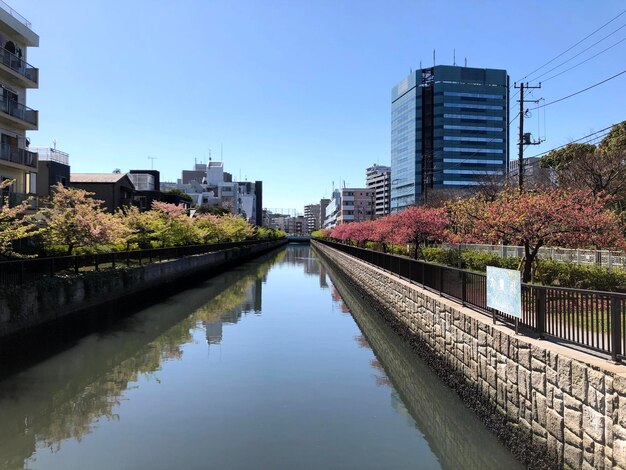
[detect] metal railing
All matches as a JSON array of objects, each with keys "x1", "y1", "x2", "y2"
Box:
[
  {"x1": 33, "y1": 147, "x2": 69, "y2": 165},
  {"x1": 0, "y1": 48, "x2": 37, "y2": 83},
  {"x1": 0, "y1": 143, "x2": 37, "y2": 167},
  {"x1": 441, "y1": 242, "x2": 626, "y2": 270},
  {"x1": 0, "y1": 191, "x2": 38, "y2": 208},
  {"x1": 0, "y1": 239, "x2": 282, "y2": 287},
  {"x1": 0, "y1": 1, "x2": 31, "y2": 29},
  {"x1": 0, "y1": 98, "x2": 37, "y2": 126},
  {"x1": 316, "y1": 239, "x2": 626, "y2": 362}
]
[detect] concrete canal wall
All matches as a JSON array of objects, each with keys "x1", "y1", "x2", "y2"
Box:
[
  {"x1": 313, "y1": 241, "x2": 626, "y2": 470},
  {"x1": 0, "y1": 239, "x2": 287, "y2": 339}
]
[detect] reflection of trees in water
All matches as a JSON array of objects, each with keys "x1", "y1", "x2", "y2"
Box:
[
  {"x1": 0, "y1": 249, "x2": 284, "y2": 470},
  {"x1": 353, "y1": 334, "x2": 392, "y2": 387},
  {"x1": 330, "y1": 286, "x2": 349, "y2": 313}
]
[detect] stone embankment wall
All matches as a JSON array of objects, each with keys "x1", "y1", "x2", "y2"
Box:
[
  {"x1": 313, "y1": 241, "x2": 626, "y2": 470},
  {"x1": 0, "y1": 240, "x2": 287, "y2": 339}
]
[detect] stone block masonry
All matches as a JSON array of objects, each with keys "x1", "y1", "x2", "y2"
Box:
[
  {"x1": 313, "y1": 241, "x2": 626, "y2": 470},
  {"x1": 0, "y1": 240, "x2": 287, "y2": 339}
]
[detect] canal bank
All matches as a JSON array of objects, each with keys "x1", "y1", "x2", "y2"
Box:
[
  {"x1": 0, "y1": 244, "x2": 520, "y2": 469},
  {"x1": 313, "y1": 240, "x2": 626, "y2": 470},
  {"x1": 0, "y1": 239, "x2": 287, "y2": 340}
]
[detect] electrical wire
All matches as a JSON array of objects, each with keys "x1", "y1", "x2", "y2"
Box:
[
  {"x1": 525, "y1": 125, "x2": 614, "y2": 159},
  {"x1": 541, "y1": 36, "x2": 626, "y2": 83},
  {"x1": 531, "y1": 23, "x2": 626, "y2": 82},
  {"x1": 528, "y1": 69, "x2": 626, "y2": 110},
  {"x1": 518, "y1": 9, "x2": 626, "y2": 82}
]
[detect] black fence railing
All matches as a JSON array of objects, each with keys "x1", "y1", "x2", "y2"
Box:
[
  {"x1": 0, "y1": 239, "x2": 281, "y2": 288},
  {"x1": 316, "y1": 239, "x2": 626, "y2": 362}
]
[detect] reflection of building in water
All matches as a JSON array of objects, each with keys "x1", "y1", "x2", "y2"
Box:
[
  {"x1": 204, "y1": 278, "x2": 263, "y2": 346},
  {"x1": 319, "y1": 264, "x2": 328, "y2": 289},
  {"x1": 206, "y1": 320, "x2": 223, "y2": 345}
]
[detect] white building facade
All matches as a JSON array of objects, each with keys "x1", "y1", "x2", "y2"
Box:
[{"x1": 0, "y1": 4, "x2": 38, "y2": 204}]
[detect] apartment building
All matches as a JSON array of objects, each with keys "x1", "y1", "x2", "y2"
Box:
[
  {"x1": 0, "y1": 4, "x2": 39, "y2": 205},
  {"x1": 163, "y1": 160, "x2": 263, "y2": 225},
  {"x1": 304, "y1": 203, "x2": 321, "y2": 232},
  {"x1": 323, "y1": 188, "x2": 374, "y2": 228},
  {"x1": 366, "y1": 164, "x2": 391, "y2": 217}
]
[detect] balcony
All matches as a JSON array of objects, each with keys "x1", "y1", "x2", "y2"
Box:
[
  {"x1": 0, "y1": 191, "x2": 38, "y2": 208},
  {"x1": 0, "y1": 143, "x2": 37, "y2": 168},
  {"x1": 0, "y1": 98, "x2": 38, "y2": 130},
  {"x1": 0, "y1": 48, "x2": 38, "y2": 87}
]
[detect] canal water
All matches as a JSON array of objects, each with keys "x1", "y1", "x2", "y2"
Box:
[{"x1": 0, "y1": 244, "x2": 522, "y2": 470}]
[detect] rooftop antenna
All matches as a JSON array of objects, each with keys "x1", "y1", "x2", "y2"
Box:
[
  {"x1": 419, "y1": 60, "x2": 422, "y2": 69},
  {"x1": 453, "y1": 48, "x2": 456, "y2": 66},
  {"x1": 52, "y1": 139, "x2": 57, "y2": 150},
  {"x1": 148, "y1": 156, "x2": 157, "y2": 170},
  {"x1": 433, "y1": 49, "x2": 436, "y2": 67},
  {"x1": 465, "y1": 57, "x2": 467, "y2": 67},
  {"x1": 209, "y1": 149, "x2": 212, "y2": 162}
]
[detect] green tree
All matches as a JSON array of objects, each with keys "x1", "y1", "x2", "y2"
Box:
[
  {"x1": 0, "y1": 180, "x2": 39, "y2": 257},
  {"x1": 149, "y1": 201, "x2": 199, "y2": 246},
  {"x1": 540, "y1": 121, "x2": 626, "y2": 201},
  {"x1": 218, "y1": 214, "x2": 254, "y2": 242}
]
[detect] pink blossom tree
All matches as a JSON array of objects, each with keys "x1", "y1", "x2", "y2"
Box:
[
  {"x1": 457, "y1": 188, "x2": 625, "y2": 282},
  {"x1": 0, "y1": 180, "x2": 39, "y2": 257},
  {"x1": 42, "y1": 183, "x2": 128, "y2": 255},
  {"x1": 389, "y1": 206, "x2": 448, "y2": 259}
]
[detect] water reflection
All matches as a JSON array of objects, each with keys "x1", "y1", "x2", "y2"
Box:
[
  {"x1": 319, "y1": 249, "x2": 522, "y2": 469},
  {"x1": 0, "y1": 249, "x2": 284, "y2": 470},
  {"x1": 283, "y1": 243, "x2": 329, "y2": 289}
]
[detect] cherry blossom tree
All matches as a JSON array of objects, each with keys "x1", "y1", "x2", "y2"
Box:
[
  {"x1": 149, "y1": 201, "x2": 198, "y2": 247},
  {"x1": 0, "y1": 180, "x2": 39, "y2": 257},
  {"x1": 389, "y1": 206, "x2": 448, "y2": 259},
  {"x1": 370, "y1": 216, "x2": 398, "y2": 253},
  {"x1": 42, "y1": 183, "x2": 128, "y2": 255},
  {"x1": 452, "y1": 188, "x2": 625, "y2": 282}
]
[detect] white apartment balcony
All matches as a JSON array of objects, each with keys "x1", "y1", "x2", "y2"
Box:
[
  {"x1": 0, "y1": 98, "x2": 38, "y2": 130},
  {"x1": 0, "y1": 48, "x2": 38, "y2": 87},
  {"x1": 0, "y1": 142, "x2": 37, "y2": 169},
  {"x1": 0, "y1": 1, "x2": 38, "y2": 47}
]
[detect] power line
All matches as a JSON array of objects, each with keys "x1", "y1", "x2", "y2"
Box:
[
  {"x1": 542, "y1": 36, "x2": 626, "y2": 83},
  {"x1": 519, "y1": 9, "x2": 626, "y2": 81},
  {"x1": 526, "y1": 125, "x2": 615, "y2": 159},
  {"x1": 528, "y1": 69, "x2": 626, "y2": 110},
  {"x1": 531, "y1": 23, "x2": 626, "y2": 82}
]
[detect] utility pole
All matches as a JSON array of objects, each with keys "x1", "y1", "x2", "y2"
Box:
[{"x1": 514, "y1": 82, "x2": 542, "y2": 191}]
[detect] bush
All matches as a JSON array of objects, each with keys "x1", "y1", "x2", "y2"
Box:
[
  {"x1": 460, "y1": 250, "x2": 521, "y2": 272},
  {"x1": 422, "y1": 247, "x2": 626, "y2": 291},
  {"x1": 422, "y1": 247, "x2": 462, "y2": 267},
  {"x1": 534, "y1": 259, "x2": 626, "y2": 291}
]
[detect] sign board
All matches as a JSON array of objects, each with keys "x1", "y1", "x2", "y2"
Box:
[{"x1": 486, "y1": 266, "x2": 522, "y2": 319}]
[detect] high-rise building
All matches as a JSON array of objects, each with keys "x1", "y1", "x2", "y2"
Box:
[
  {"x1": 391, "y1": 65, "x2": 509, "y2": 211},
  {"x1": 319, "y1": 198, "x2": 330, "y2": 229},
  {"x1": 366, "y1": 164, "x2": 391, "y2": 217},
  {"x1": 304, "y1": 203, "x2": 321, "y2": 232},
  {"x1": 0, "y1": 4, "x2": 39, "y2": 206}
]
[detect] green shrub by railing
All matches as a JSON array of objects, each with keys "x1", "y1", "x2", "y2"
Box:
[{"x1": 318, "y1": 239, "x2": 626, "y2": 292}]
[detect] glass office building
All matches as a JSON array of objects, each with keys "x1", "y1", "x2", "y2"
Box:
[{"x1": 390, "y1": 65, "x2": 509, "y2": 211}]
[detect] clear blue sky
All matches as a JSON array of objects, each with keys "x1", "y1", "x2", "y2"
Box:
[{"x1": 11, "y1": 0, "x2": 626, "y2": 211}]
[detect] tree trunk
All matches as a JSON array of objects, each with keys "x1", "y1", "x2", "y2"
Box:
[
  {"x1": 66, "y1": 243, "x2": 74, "y2": 256},
  {"x1": 522, "y1": 241, "x2": 541, "y2": 283}
]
